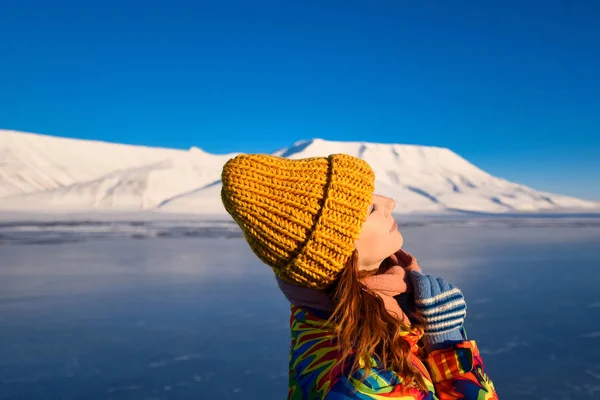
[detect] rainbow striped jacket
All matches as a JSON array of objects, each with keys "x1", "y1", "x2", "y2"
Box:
[{"x1": 287, "y1": 305, "x2": 498, "y2": 399}]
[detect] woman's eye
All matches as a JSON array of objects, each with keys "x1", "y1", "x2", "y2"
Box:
[{"x1": 370, "y1": 205, "x2": 378, "y2": 214}]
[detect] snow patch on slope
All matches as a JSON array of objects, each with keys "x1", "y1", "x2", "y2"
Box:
[{"x1": 0, "y1": 130, "x2": 239, "y2": 210}]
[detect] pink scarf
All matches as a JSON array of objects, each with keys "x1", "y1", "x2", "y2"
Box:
[
  {"x1": 361, "y1": 265, "x2": 411, "y2": 323},
  {"x1": 276, "y1": 250, "x2": 421, "y2": 324}
]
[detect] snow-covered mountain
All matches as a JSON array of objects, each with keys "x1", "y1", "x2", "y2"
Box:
[
  {"x1": 0, "y1": 130, "x2": 597, "y2": 214},
  {"x1": 0, "y1": 130, "x2": 239, "y2": 210}
]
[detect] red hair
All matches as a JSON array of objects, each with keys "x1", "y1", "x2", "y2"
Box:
[{"x1": 327, "y1": 249, "x2": 427, "y2": 389}]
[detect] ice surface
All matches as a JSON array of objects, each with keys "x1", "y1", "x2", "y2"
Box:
[{"x1": 0, "y1": 225, "x2": 599, "y2": 399}]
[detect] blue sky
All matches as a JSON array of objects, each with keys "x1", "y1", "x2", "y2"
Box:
[{"x1": 1, "y1": 0, "x2": 599, "y2": 200}]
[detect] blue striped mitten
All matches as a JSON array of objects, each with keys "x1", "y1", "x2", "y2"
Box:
[{"x1": 407, "y1": 271, "x2": 467, "y2": 353}]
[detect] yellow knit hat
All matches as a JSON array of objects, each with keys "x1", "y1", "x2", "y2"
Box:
[{"x1": 220, "y1": 153, "x2": 375, "y2": 289}]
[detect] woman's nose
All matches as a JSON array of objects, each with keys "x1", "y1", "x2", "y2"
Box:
[{"x1": 387, "y1": 198, "x2": 396, "y2": 215}]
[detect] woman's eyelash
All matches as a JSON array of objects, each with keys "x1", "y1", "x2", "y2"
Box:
[{"x1": 371, "y1": 204, "x2": 378, "y2": 214}]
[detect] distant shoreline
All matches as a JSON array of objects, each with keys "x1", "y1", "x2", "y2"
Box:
[{"x1": 1, "y1": 208, "x2": 600, "y2": 223}]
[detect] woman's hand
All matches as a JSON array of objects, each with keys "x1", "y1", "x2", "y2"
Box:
[
  {"x1": 407, "y1": 272, "x2": 467, "y2": 353},
  {"x1": 384, "y1": 249, "x2": 421, "y2": 293},
  {"x1": 389, "y1": 249, "x2": 422, "y2": 273}
]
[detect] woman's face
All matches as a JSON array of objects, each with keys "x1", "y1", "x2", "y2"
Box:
[{"x1": 355, "y1": 194, "x2": 403, "y2": 271}]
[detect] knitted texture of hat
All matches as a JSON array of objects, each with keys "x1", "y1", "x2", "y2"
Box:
[{"x1": 221, "y1": 153, "x2": 375, "y2": 289}]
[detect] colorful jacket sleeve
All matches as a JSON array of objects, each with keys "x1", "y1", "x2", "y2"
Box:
[{"x1": 423, "y1": 340, "x2": 498, "y2": 400}]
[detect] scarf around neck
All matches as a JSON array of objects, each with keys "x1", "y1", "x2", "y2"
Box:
[{"x1": 275, "y1": 250, "x2": 420, "y2": 324}]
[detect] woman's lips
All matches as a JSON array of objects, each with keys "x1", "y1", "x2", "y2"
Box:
[{"x1": 390, "y1": 221, "x2": 398, "y2": 232}]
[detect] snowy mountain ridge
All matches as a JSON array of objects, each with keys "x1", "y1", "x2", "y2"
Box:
[{"x1": 0, "y1": 129, "x2": 597, "y2": 214}]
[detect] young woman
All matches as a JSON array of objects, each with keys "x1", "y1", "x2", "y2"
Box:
[{"x1": 221, "y1": 153, "x2": 498, "y2": 399}]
